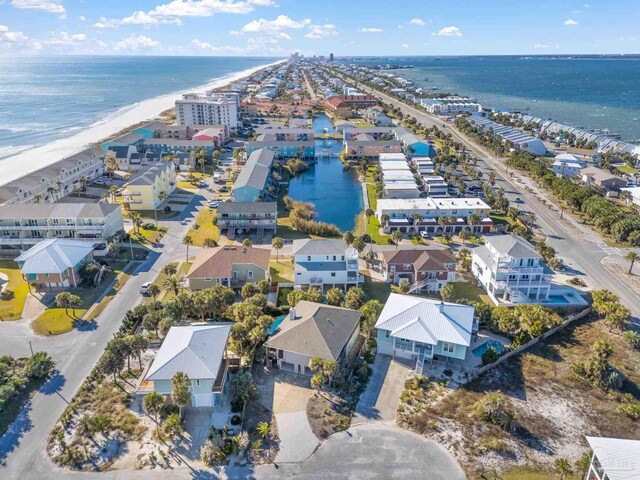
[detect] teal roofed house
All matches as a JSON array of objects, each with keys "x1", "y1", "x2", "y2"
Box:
[
  {"x1": 245, "y1": 136, "x2": 315, "y2": 159},
  {"x1": 232, "y1": 148, "x2": 276, "y2": 203},
  {"x1": 395, "y1": 127, "x2": 437, "y2": 158}
]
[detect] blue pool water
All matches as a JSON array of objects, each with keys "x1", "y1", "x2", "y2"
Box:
[
  {"x1": 267, "y1": 315, "x2": 286, "y2": 335},
  {"x1": 546, "y1": 295, "x2": 570, "y2": 305},
  {"x1": 472, "y1": 340, "x2": 505, "y2": 357}
]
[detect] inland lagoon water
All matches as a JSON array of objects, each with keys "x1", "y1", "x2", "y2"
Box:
[{"x1": 287, "y1": 113, "x2": 363, "y2": 232}]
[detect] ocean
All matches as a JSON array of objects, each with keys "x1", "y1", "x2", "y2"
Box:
[
  {"x1": 342, "y1": 55, "x2": 640, "y2": 141},
  {"x1": 0, "y1": 56, "x2": 281, "y2": 160}
]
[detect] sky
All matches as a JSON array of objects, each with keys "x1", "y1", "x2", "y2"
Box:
[{"x1": 0, "y1": 0, "x2": 638, "y2": 56}]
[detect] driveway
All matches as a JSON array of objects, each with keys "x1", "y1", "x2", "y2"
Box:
[
  {"x1": 255, "y1": 423, "x2": 466, "y2": 480},
  {"x1": 254, "y1": 368, "x2": 319, "y2": 464},
  {"x1": 353, "y1": 354, "x2": 410, "y2": 424}
]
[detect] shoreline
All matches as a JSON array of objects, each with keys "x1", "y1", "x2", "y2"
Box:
[{"x1": 0, "y1": 58, "x2": 286, "y2": 187}]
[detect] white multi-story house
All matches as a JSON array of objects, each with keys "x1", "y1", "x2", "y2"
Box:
[
  {"x1": 376, "y1": 293, "x2": 475, "y2": 374},
  {"x1": 0, "y1": 203, "x2": 124, "y2": 257},
  {"x1": 122, "y1": 162, "x2": 176, "y2": 211},
  {"x1": 471, "y1": 235, "x2": 552, "y2": 304},
  {"x1": 292, "y1": 239, "x2": 363, "y2": 290},
  {"x1": 0, "y1": 148, "x2": 104, "y2": 206},
  {"x1": 552, "y1": 153, "x2": 585, "y2": 178},
  {"x1": 176, "y1": 93, "x2": 240, "y2": 132},
  {"x1": 584, "y1": 436, "x2": 640, "y2": 480}
]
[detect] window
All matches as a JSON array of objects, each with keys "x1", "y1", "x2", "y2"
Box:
[
  {"x1": 527, "y1": 258, "x2": 534, "y2": 267},
  {"x1": 384, "y1": 330, "x2": 390, "y2": 338},
  {"x1": 248, "y1": 271, "x2": 253, "y2": 279},
  {"x1": 307, "y1": 256, "x2": 311, "y2": 261},
  {"x1": 196, "y1": 379, "x2": 200, "y2": 386},
  {"x1": 331, "y1": 272, "x2": 336, "y2": 277},
  {"x1": 442, "y1": 343, "x2": 454, "y2": 353}
]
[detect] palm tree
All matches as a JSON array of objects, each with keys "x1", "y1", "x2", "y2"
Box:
[
  {"x1": 33, "y1": 194, "x2": 42, "y2": 204},
  {"x1": 182, "y1": 234, "x2": 193, "y2": 261},
  {"x1": 109, "y1": 185, "x2": 118, "y2": 203},
  {"x1": 365, "y1": 208, "x2": 375, "y2": 225},
  {"x1": 391, "y1": 230, "x2": 403, "y2": 250},
  {"x1": 242, "y1": 238, "x2": 252, "y2": 250},
  {"x1": 203, "y1": 238, "x2": 217, "y2": 248},
  {"x1": 380, "y1": 214, "x2": 390, "y2": 228},
  {"x1": 271, "y1": 236, "x2": 284, "y2": 261},
  {"x1": 625, "y1": 250, "x2": 639, "y2": 274},
  {"x1": 163, "y1": 275, "x2": 181, "y2": 296},
  {"x1": 154, "y1": 191, "x2": 167, "y2": 227}
]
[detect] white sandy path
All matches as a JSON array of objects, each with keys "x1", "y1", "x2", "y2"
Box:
[{"x1": 0, "y1": 59, "x2": 285, "y2": 186}]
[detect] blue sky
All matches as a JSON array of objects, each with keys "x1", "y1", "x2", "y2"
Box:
[{"x1": 0, "y1": 0, "x2": 638, "y2": 56}]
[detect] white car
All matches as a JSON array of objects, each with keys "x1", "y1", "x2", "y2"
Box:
[
  {"x1": 420, "y1": 231, "x2": 429, "y2": 239},
  {"x1": 139, "y1": 282, "x2": 152, "y2": 295},
  {"x1": 208, "y1": 201, "x2": 220, "y2": 208}
]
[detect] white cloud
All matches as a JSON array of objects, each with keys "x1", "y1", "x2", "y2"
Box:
[
  {"x1": 533, "y1": 43, "x2": 549, "y2": 49},
  {"x1": 121, "y1": 11, "x2": 183, "y2": 26},
  {"x1": 248, "y1": 0, "x2": 277, "y2": 5},
  {"x1": 0, "y1": 24, "x2": 41, "y2": 51},
  {"x1": 397, "y1": 25, "x2": 403, "y2": 29},
  {"x1": 240, "y1": 15, "x2": 310, "y2": 33},
  {"x1": 359, "y1": 27, "x2": 382, "y2": 33},
  {"x1": 434, "y1": 26, "x2": 462, "y2": 37},
  {"x1": 305, "y1": 24, "x2": 338, "y2": 39},
  {"x1": 46, "y1": 31, "x2": 87, "y2": 45},
  {"x1": 11, "y1": 0, "x2": 65, "y2": 14},
  {"x1": 401, "y1": 43, "x2": 409, "y2": 48},
  {"x1": 114, "y1": 35, "x2": 160, "y2": 51},
  {"x1": 93, "y1": 17, "x2": 120, "y2": 29},
  {"x1": 149, "y1": 0, "x2": 257, "y2": 18},
  {"x1": 409, "y1": 18, "x2": 425, "y2": 26},
  {"x1": 564, "y1": 18, "x2": 578, "y2": 25},
  {"x1": 79, "y1": 16, "x2": 86, "y2": 22}
]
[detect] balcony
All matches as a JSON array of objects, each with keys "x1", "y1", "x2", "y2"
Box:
[
  {"x1": 496, "y1": 265, "x2": 545, "y2": 275},
  {"x1": 309, "y1": 276, "x2": 324, "y2": 285}
]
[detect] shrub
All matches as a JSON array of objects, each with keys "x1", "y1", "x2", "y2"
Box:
[
  {"x1": 26, "y1": 352, "x2": 55, "y2": 379},
  {"x1": 200, "y1": 440, "x2": 223, "y2": 466},
  {"x1": 481, "y1": 346, "x2": 500, "y2": 366},
  {"x1": 230, "y1": 415, "x2": 242, "y2": 426},
  {"x1": 160, "y1": 404, "x2": 179, "y2": 419},
  {"x1": 623, "y1": 330, "x2": 640, "y2": 350},
  {"x1": 475, "y1": 392, "x2": 517, "y2": 432}
]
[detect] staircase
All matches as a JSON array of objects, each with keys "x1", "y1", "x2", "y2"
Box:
[
  {"x1": 415, "y1": 351, "x2": 425, "y2": 376},
  {"x1": 407, "y1": 278, "x2": 435, "y2": 294}
]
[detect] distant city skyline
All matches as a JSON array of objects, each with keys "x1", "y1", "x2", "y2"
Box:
[{"x1": 1, "y1": 0, "x2": 639, "y2": 56}]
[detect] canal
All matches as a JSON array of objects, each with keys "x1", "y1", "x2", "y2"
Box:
[{"x1": 287, "y1": 113, "x2": 363, "y2": 233}]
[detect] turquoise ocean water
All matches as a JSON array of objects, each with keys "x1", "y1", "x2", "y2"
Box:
[
  {"x1": 0, "y1": 56, "x2": 280, "y2": 160},
  {"x1": 342, "y1": 55, "x2": 640, "y2": 141}
]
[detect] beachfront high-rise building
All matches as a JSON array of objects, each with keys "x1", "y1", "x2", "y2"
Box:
[
  {"x1": 329, "y1": 53, "x2": 334, "y2": 62},
  {"x1": 175, "y1": 92, "x2": 240, "y2": 132}
]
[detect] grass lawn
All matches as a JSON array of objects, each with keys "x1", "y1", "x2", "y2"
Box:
[
  {"x1": 31, "y1": 271, "x2": 123, "y2": 336},
  {"x1": 446, "y1": 281, "x2": 492, "y2": 305},
  {"x1": 616, "y1": 165, "x2": 639, "y2": 175},
  {"x1": 489, "y1": 213, "x2": 512, "y2": 226},
  {"x1": 188, "y1": 207, "x2": 220, "y2": 246},
  {"x1": 152, "y1": 261, "x2": 192, "y2": 302},
  {"x1": 0, "y1": 260, "x2": 29, "y2": 320},
  {"x1": 132, "y1": 225, "x2": 167, "y2": 245},
  {"x1": 130, "y1": 209, "x2": 180, "y2": 220},
  {"x1": 363, "y1": 274, "x2": 391, "y2": 303},
  {"x1": 269, "y1": 259, "x2": 294, "y2": 284},
  {"x1": 501, "y1": 468, "x2": 580, "y2": 480},
  {"x1": 176, "y1": 181, "x2": 199, "y2": 190},
  {"x1": 84, "y1": 263, "x2": 136, "y2": 322}
]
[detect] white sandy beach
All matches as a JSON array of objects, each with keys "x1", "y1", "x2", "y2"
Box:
[{"x1": 0, "y1": 59, "x2": 285, "y2": 187}]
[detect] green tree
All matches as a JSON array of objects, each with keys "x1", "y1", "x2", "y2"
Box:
[
  {"x1": 125, "y1": 334, "x2": 149, "y2": 370},
  {"x1": 440, "y1": 283, "x2": 455, "y2": 302},
  {"x1": 163, "y1": 413, "x2": 184, "y2": 440},
  {"x1": 144, "y1": 391, "x2": 165, "y2": 433},
  {"x1": 231, "y1": 369, "x2": 256, "y2": 407},
  {"x1": 287, "y1": 290, "x2": 307, "y2": 307},
  {"x1": 271, "y1": 236, "x2": 284, "y2": 261},
  {"x1": 352, "y1": 236, "x2": 365, "y2": 254},
  {"x1": 162, "y1": 263, "x2": 178, "y2": 276},
  {"x1": 146, "y1": 283, "x2": 160, "y2": 300},
  {"x1": 99, "y1": 347, "x2": 125, "y2": 383},
  {"x1": 554, "y1": 458, "x2": 572, "y2": 480},
  {"x1": 398, "y1": 279, "x2": 410, "y2": 294},
  {"x1": 182, "y1": 234, "x2": 193, "y2": 261},
  {"x1": 343, "y1": 231, "x2": 354, "y2": 246},
  {"x1": 171, "y1": 371, "x2": 191, "y2": 417},
  {"x1": 326, "y1": 288, "x2": 345, "y2": 307},
  {"x1": 256, "y1": 421, "x2": 270, "y2": 440},
  {"x1": 163, "y1": 275, "x2": 182, "y2": 297},
  {"x1": 365, "y1": 208, "x2": 375, "y2": 224},
  {"x1": 391, "y1": 230, "x2": 403, "y2": 249},
  {"x1": 305, "y1": 287, "x2": 324, "y2": 303},
  {"x1": 25, "y1": 352, "x2": 55, "y2": 379},
  {"x1": 625, "y1": 250, "x2": 639, "y2": 274},
  {"x1": 360, "y1": 300, "x2": 383, "y2": 338},
  {"x1": 345, "y1": 287, "x2": 366, "y2": 310}
]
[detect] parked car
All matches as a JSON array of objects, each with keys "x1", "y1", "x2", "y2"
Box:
[
  {"x1": 139, "y1": 282, "x2": 152, "y2": 295},
  {"x1": 420, "y1": 231, "x2": 429, "y2": 239},
  {"x1": 208, "y1": 201, "x2": 220, "y2": 208},
  {"x1": 219, "y1": 186, "x2": 229, "y2": 193}
]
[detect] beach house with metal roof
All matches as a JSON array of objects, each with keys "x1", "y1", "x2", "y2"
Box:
[
  {"x1": 375, "y1": 293, "x2": 475, "y2": 372},
  {"x1": 292, "y1": 239, "x2": 363, "y2": 290},
  {"x1": 140, "y1": 324, "x2": 236, "y2": 408},
  {"x1": 584, "y1": 436, "x2": 640, "y2": 480}
]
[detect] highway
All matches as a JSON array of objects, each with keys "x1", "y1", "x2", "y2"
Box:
[{"x1": 335, "y1": 70, "x2": 640, "y2": 318}]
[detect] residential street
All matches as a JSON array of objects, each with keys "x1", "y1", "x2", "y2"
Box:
[
  {"x1": 0, "y1": 192, "x2": 206, "y2": 480},
  {"x1": 351, "y1": 78, "x2": 640, "y2": 319}
]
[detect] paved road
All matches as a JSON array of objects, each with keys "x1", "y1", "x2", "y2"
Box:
[
  {"x1": 0, "y1": 192, "x2": 208, "y2": 480},
  {"x1": 339, "y1": 72, "x2": 640, "y2": 319},
  {"x1": 256, "y1": 423, "x2": 466, "y2": 480}
]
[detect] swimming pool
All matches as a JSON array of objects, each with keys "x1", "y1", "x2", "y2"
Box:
[
  {"x1": 267, "y1": 315, "x2": 286, "y2": 335},
  {"x1": 472, "y1": 340, "x2": 505, "y2": 357}
]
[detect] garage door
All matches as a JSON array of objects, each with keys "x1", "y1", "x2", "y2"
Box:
[{"x1": 192, "y1": 393, "x2": 212, "y2": 407}]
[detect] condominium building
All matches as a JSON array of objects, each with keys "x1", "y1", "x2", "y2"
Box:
[
  {"x1": 292, "y1": 239, "x2": 363, "y2": 290},
  {"x1": 122, "y1": 162, "x2": 176, "y2": 211},
  {"x1": 0, "y1": 148, "x2": 104, "y2": 206},
  {"x1": 376, "y1": 197, "x2": 492, "y2": 235},
  {"x1": 471, "y1": 235, "x2": 552, "y2": 304},
  {"x1": 216, "y1": 202, "x2": 277, "y2": 241},
  {"x1": 0, "y1": 203, "x2": 124, "y2": 257},
  {"x1": 176, "y1": 93, "x2": 240, "y2": 131}
]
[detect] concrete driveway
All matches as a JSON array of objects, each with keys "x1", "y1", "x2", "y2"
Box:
[
  {"x1": 254, "y1": 368, "x2": 319, "y2": 464},
  {"x1": 256, "y1": 423, "x2": 466, "y2": 480},
  {"x1": 353, "y1": 354, "x2": 410, "y2": 424}
]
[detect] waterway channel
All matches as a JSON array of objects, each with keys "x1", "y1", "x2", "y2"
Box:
[{"x1": 287, "y1": 113, "x2": 363, "y2": 232}]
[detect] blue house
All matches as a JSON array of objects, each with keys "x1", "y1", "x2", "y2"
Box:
[{"x1": 395, "y1": 127, "x2": 437, "y2": 158}]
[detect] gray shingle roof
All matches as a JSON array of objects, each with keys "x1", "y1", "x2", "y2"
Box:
[
  {"x1": 265, "y1": 301, "x2": 361, "y2": 360},
  {"x1": 0, "y1": 202, "x2": 120, "y2": 220},
  {"x1": 217, "y1": 201, "x2": 277, "y2": 215},
  {"x1": 233, "y1": 148, "x2": 274, "y2": 193},
  {"x1": 292, "y1": 238, "x2": 347, "y2": 256},
  {"x1": 486, "y1": 235, "x2": 540, "y2": 258}
]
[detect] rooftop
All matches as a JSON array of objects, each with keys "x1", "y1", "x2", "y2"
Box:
[
  {"x1": 186, "y1": 246, "x2": 271, "y2": 279},
  {"x1": 15, "y1": 238, "x2": 95, "y2": 274}
]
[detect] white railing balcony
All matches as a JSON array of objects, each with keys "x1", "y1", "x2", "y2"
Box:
[{"x1": 309, "y1": 276, "x2": 324, "y2": 284}]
